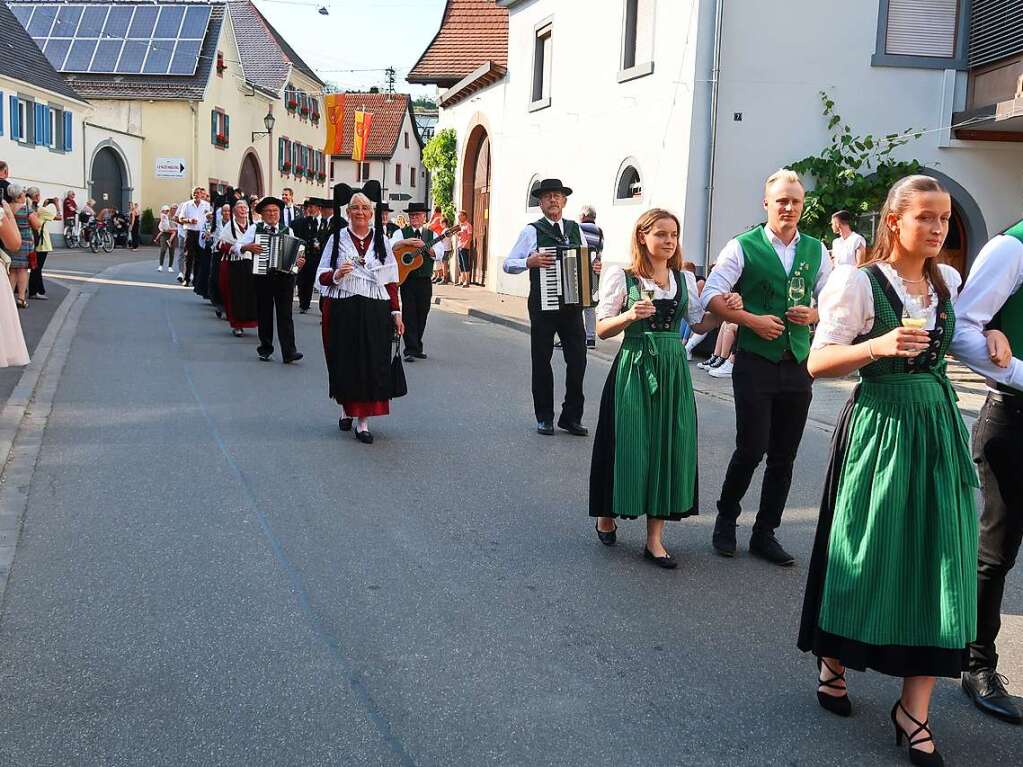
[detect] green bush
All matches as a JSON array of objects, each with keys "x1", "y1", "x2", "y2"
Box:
[
  {"x1": 422, "y1": 128, "x2": 457, "y2": 223},
  {"x1": 141, "y1": 208, "x2": 156, "y2": 236}
]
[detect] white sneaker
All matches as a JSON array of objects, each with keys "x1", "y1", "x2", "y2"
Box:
[
  {"x1": 157, "y1": 265, "x2": 163, "y2": 272},
  {"x1": 708, "y1": 359, "x2": 734, "y2": 378}
]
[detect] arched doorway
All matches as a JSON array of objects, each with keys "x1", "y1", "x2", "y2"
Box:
[
  {"x1": 939, "y1": 203, "x2": 968, "y2": 278},
  {"x1": 238, "y1": 151, "x2": 263, "y2": 197},
  {"x1": 461, "y1": 124, "x2": 491, "y2": 286},
  {"x1": 90, "y1": 146, "x2": 128, "y2": 214}
]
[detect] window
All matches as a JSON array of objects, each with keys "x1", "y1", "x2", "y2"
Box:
[
  {"x1": 620, "y1": 0, "x2": 655, "y2": 82},
  {"x1": 873, "y1": 0, "x2": 967, "y2": 69},
  {"x1": 9, "y1": 96, "x2": 28, "y2": 143},
  {"x1": 404, "y1": 131, "x2": 409, "y2": 149},
  {"x1": 615, "y1": 161, "x2": 643, "y2": 202},
  {"x1": 526, "y1": 175, "x2": 542, "y2": 209},
  {"x1": 310, "y1": 98, "x2": 320, "y2": 124},
  {"x1": 210, "y1": 109, "x2": 229, "y2": 148},
  {"x1": 530, "y1": 21, "x2": 553, "y2": 110},
  {"x1": 279, "y1": 137, "x2": 293, "y2": 172},
  {"x1": 359, "y1": 162, "x2": 371, "y2": 182},
  {"x1": 47, "y1": 107, "x2": 57, "y2": 149},
  {"x1": 395, "y1": 163, "x2": 402, "y2": 185},
  {"x1": 410, "y1": 166, "x2": 416, "y2": 188}
]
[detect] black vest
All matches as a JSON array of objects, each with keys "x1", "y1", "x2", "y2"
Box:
[{"x1": 527, "y1": 218, "x2": 583, "y2": 310}]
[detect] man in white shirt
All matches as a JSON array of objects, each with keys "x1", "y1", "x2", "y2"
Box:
[
  {"x1": 280, "y1": 187, "x2": 300, "y2": 229},
  {"x1": 950, "y1": 218, "x2": 1023, "y2": 725},
  {"x1": 177, "y1": 186, "x2": 212, "y2": 287},
  {"x1": 701, "y1": 169, "x2": 832, "y2": 566},
  {"x1": 503, "y1": 178, "x2": 588, "y2": 437},
  {"x1": 829, "y1": 210, "x2": 867, "y2": 267}
]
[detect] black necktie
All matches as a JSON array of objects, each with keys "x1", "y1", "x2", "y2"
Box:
[
  {"x1": 553, "y1": 222, "x2": 563, "y2": 241},
  {"x1": 267, "y1": 227, "x2": 276, "y2": 235}
]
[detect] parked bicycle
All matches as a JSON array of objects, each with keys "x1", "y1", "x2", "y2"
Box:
[{"x1": 88, "y1": 219, "x2": 115, "y2": 253}]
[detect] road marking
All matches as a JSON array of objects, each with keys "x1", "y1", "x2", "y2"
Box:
[{"x1": 47, "y1": 272, "x2": 189, "y2": 290}]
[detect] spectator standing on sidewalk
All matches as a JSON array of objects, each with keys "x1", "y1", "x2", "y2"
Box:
[
  {"x1": 456, "y1": 210, "x2": 473, "y2": 287},
  {"x1": 0, "y1": 197, "x2": 30, "y2": 367},
  {"x1": 579, "y1": 205, "x2": 604, "y2": 349},
  {"x1": 128, "y1": 202, "x2": 141, "y2": 250},
  {"x1": 830, "y1": 210, "x2": 867, "y2": 267},
  {"x1": 5, "y1": 184, "x2": 38, "y2": 309},
  {"x1": 28, "y1": 189, "x2": 59, "y2": 300},
  {"x1": 0, "y1": 160, "x2": 9, "y2": 201},
  {"x1": 157, "y1": 205, "x2": 174, "y2": 271}
]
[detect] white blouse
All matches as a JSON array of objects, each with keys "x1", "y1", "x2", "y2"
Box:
[
  {"x1": 316, "y1": 227, "x2": 399, "y2": 300},
  {"x1": 216, "y1": 218, "x2": 252, "y2": 261},
  {"x1": 813, "y1": 262, "x2": 962, "y2": 349},
  {"x1": 596, "y1": 265, "x2": 705, "y2": 326}
]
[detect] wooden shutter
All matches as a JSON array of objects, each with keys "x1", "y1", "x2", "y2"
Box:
[
  {"x1": 34, "y1": 103, "x2": 45, "y2": 145},
  {"x1": 224, "y1": 114, "x2": 230, "y2": 147},
  {"x1": 970, "y1": 0, "x2": 1023, "y2": 68},
  {"x1": 0, "y1": 92, "x2": 3, "y2": 137},
  {"x1": 278, "y1": 137, "x2": 285, "y2": 170},
  {"x1": 63, "y1": 110, "x2": 72, "y2": 151},
  {"x1": 8, "y1": 95, "x2": 17, "y2": 139},
  {"x1": 885, "y1": 0, "x2": 959, "y2": 58},
  {"x1": 211, "y1": 110, "x2": 218, "y2": 144}
]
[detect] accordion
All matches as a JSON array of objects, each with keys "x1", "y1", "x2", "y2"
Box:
[
  {"x1": 252, "y1": 232, "x2": 304, "y2": 276},
  {"x1": 538, "y1": 245, "x2": 597, "y2": 311}
]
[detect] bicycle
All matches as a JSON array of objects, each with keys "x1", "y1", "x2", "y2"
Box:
[
  {"x1": 63, "y1": 220, "x2": 80, "y2": 249},
  {"x1": 88, "y1": 220, "x2": 115, "y2": 253}
]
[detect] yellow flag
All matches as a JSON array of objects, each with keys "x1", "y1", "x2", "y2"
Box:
[
  {"x1": 323, "y1": 94, "x2": 344, "y2": 155},
  {"x1": 352, "y1": 110, "x2": 373, "y2": 163}
]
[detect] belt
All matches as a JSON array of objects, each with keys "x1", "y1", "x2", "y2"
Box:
[{"x1": 989, "y1": 389, "x2": 1023, "y2": 415}]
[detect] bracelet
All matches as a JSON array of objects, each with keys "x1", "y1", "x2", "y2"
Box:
[{"x1": 867, "y1": 340, "x2": 877, "y2": 361}]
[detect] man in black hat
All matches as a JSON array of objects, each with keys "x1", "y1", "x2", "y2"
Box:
[
  {"x1": 391, "y1": 202, "x2": 445, "y2": 362},
  {"x1": 234, "y1": 196, "x2": 306, "y2": 363},
  {"x1": 503, "y1": 179, "x2": 588, "y2": 436},
  {"x1": 294, "y1": 198, "x2": 324, "y2": 314},
  {"x1": 379, "y1": 202, "x2": 401, "y2": 237}
]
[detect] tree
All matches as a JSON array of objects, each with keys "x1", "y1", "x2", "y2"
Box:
[
  {"x1": 789, "y1": 91, "x2": 924, "y2": 241},
  {"x1": 422, "y1": 128, "x2": 457, "y2": 222},
  {"x1": 412, "y1": 97, "x2": 438, "y2": 111}
]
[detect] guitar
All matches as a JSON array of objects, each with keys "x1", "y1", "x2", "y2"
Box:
[{"x1": 394, "y1": 226, "x2": 461, "y2": 284}]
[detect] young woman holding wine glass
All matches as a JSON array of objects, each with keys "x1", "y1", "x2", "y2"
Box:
[
  {"x1": 797, "y1": 175, "x2": 989, "y2": 766},
  {"x1": 588, "y1": 209, "x2": 739, "y2": 569}
]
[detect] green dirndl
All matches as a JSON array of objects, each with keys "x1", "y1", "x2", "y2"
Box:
[
  {"x1": 798, "y1": 266, "x2": 978, "y2": 678},
  {"x1": 589, "y1": 270, "x2": 698, "y2": 520}
]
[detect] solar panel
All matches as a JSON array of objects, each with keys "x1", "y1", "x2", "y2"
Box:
[{"x1": 11, "y1": 3, "x2": 212, "y2": 77}]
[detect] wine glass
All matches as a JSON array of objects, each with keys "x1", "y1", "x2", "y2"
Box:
[
  {"x1": 787, "y1": 276, "x2": 806, "y2": 306},
  {"x1": 902, "y1": 294, "x2": 929, "y2": 329}
]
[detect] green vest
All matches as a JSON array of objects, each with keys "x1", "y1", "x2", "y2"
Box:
[
  {"x1": 995, "y1": 219, "x2": 1023, "y2": 369},
  {"x1": 734, "y1": 226, "x2": 823, "y2": 363},
  {"x1": 402, "y1": 225, "x2": 437, "y2": 280}
]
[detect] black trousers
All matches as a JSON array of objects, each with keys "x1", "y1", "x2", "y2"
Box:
[
  {"x1": 401, "y1": 277, "x2": 432, "y2": 355},
  {"x1": 969, "y1": 392, "x2": 1023, "y2": 671},
  {"x1": 254, "y1": 272, "x2": 297, "y2": 358},
  {"x1": 28, "y1": 250, "x2": 48, "y2": 296},
  {"x1": 296, "y1": 255, "x2": 319, "y2": 311},
  {"x1": 183, "y1": 230, "x2": 200, "y2": 285},
  {"x1": 528, "y1": 303, "x2": 586, "y2": 424},
  {"x1": 716, "y1": 350, "x2": 813, "y2": 534}
]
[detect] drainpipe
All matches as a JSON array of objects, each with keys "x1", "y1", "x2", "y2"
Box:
[
  {"x1": 190, "y1": 102, "x2": 198, "y2": 193},
  {"x1": 703, "y1": 0, "x2": 725, "y2": 274}
]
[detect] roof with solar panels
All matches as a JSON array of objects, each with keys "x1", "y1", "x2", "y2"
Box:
[{"x1": 6, "y1": 1, "x2": 321, "y2": 101}]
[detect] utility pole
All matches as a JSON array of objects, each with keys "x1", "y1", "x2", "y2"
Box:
[{"x1": 385, "y1": 67, "x2": 396, "y2": 96}]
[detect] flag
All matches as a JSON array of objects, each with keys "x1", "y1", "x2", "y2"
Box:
[
  {"x1": 323, "y1": 94, "x2": 345, "y2": 155},
  {"x1": 352, "y1": 109, "x2": 373, "y2": 163}
]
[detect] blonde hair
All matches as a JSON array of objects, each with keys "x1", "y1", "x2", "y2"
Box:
[
  {"x1": 347, "y1": 193, "x2": 374, "y2": 213},
  {"x1": 629, "y1": 208, "x2": 683, "y2": 279},
  {"x1": 865, "y1": 174, "x2": 951, "y2": 301},
  {"x1": 764, "y1": 168, "x2": 803, "y2": 195}
]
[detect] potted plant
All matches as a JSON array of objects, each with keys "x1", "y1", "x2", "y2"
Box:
[
  {"x1": 283, "y1": 160, "x2": 292, "y2": 173},
  {"x1": 300, "y1": 105, "x2": 310, "y2": 116},
  {"x1": 216, "y1": 132, "x2": 227, "y2": 146},
  {"x1": 287, "y1": 98, "x2": 298, "y2": 112}
]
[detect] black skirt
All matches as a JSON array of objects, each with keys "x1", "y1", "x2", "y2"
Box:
[
  {"x1": 227, "y1": 260, "x2": 257, "y2": 325},
  {"x1": 588, "y1": 351, "x2": 699, "y2": 521},
  {"x1": 796, "y1": 389, "x2": 969, "y2": 679},
  {"x1": 326, "y1": 294, "x2": 394, "y2": 404}
]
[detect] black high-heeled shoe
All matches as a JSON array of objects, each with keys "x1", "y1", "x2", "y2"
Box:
[
  {"x1": 815, "y1": 657, "x2": 852, "y2": 717},
  {"x1": 890, "y1": 701, "x2": 943, "y2": 766},
  {"x1": 595, "y1": 521, "x2": 617, "y2": 546},
  {"x1": 643, "y1": 547, "x2": 678, "y2": 569}
]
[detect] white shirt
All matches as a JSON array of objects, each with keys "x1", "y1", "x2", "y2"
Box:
[
  {"x1": 596, "y1": 265, "x2": 705, "y2": 326},
  {"x1": 813, "y1": 262, "x2": 962, "y2": 349},
  {"x1": 389, "y1": 228, "x2": 446, "y2": 259},
  {"x1": 281, "y1": 205, "x2": 299, "y2": 228},
  {"x1": 701, "y1": 226, "x2": 833, "y2": 309},
  {"x1": 950, "y1": 234, "x2": 1023, "y2": 391},
  {"x1": 831, "y1": 232, "x2": 867, "y2": 267},
  {"x1": 316, "y1": 228, "x2": 400, "y2": 312},
  {"x1": 217, "y1": 218, "x2": 252, "y2": 260},
  {"x1": 158, "y1": 213, "x2": 173, "y2": 233},
  {"x1": 503, "y1": 218, "x2": 580, "y2": 274},
  {"x1": 179, "y1": 199, "x2": 210, "y2": 232}
]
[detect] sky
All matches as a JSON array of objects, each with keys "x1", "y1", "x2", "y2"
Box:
[{"x1": 252, "y1": 0, "x2": 447, "y2": 97}]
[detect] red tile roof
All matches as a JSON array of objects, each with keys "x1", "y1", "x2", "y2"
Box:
[
  {"x1": 330, "y1": 93, "x2": 421, "y2": 159},
  {"x1": 407, "y1": 0, "x2": 508, "y2": 87}
]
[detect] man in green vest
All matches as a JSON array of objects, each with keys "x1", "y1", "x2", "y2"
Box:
[
  {"x1": 392, "y1": 202, "x2": 445, "y2": 362},
  {"x1": 701, "y1": 169, "x2": 831, "y2": 566},
  {"x1": 951, "y1": 218, "x2": 1023, "y2": 725}
]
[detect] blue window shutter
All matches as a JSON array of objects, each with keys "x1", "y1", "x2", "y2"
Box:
[
  {"x1": 9, "y1": 96, "x2": 18, "y2": 139},
  {"x1": 63, "y1": 110, "x2": 72, "y2": 151},
  {"x1": 210, "y1": 110, "x2": 218, "y2": 145},
  {"x1": 278, "y1": 138, "x2": 284, "y2": 170},
  {"x1": 224, "y1": 113, "x2": 230, "y2": 146},
  {"x1": 33, "y1": 104, "x2": 42, "y2": 145},
  {"x1": 45, "y1": 107, "x2": 52, "y2": 146},
  {"x1": 0, "y1": 92, "x2": 4, "y2": 137}
]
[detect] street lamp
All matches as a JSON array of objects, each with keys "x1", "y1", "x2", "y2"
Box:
[{"x1": 252, "y1": 107, "x2": 276, "y2": 195}]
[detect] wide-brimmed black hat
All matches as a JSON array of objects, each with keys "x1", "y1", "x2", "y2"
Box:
[
  {"x1": 403, "y1": 202, "x2": 429, "y2": 214},
  {"x1": 254, "y1": 196, "x2": 285, "y2": 213},
  {"x1": 534, "y1": 178, "x2": 573, "y2": 198},
  {"x1": 302, "y1": 198, "x2": 321, "y2": 208},
  {"x1": 378, "y1": 202, "x2": 393, "y2": 213}
]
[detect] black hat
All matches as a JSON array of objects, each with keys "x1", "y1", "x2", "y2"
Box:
[
  {"x1": 403, "y1": 202, "x2": 429, "y2": 214},
  {"x1": 533, "y1": 178, "x2": 573, "y2": 198},
  {"x1": 302, "y1": 198, "x2": 320, "y2": 208},
  {"x1": 254, "y1": 196, "x2": 285, "y2": 213},
  {"x1": 378, "y1": 202, "x2": 393, "y2": 213}
]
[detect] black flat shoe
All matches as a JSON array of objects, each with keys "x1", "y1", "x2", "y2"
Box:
[
  {"x1": 712, "y1": 515, "x2": 737, "y2": 557},
  {"x1": 816, "y1": 657, "x2": 852, "y2": 717},
  {"x1": 215, "y1": 309, "x2": 223, "y2": 319},
  {"x1": 339, "y1": 417, "x2": 353, "y2": 432},
  {"x1": 557, "y1": 420, "x2": 588, "y2": 437},
  {"x1": 749, "y1": 531, "x2": 795, "y2": 566},
  {"x1": 891, "y1": 701, "x2": 943, "y2": 766},
  {"x1": 643, "y1": 547, "x2": 678, "y2": 569},
  {"x1": 962, "y1": 669, "x2": 1022, "y2": 724},
  {"x1": 404, "y1": 354, "x2": 416, "y2": 363},
  {"x1": 283, "y1": 352, "x2": 304, "y2": 364},
  {"x1": 258, "y1": 352, "x2": 272, "y2": 362},
  {"x1": 413, "y1": 352, "x2": 427, "y2": 359},
  {"x1": 595, "y1": 521, "x2": 617, "y2": 546},
  {"x1": 354, "y1": 429, "x2": 374, "y2": 445},
  {"x1": 536, "y1": 420, "x2": 555, "y2": 436}
]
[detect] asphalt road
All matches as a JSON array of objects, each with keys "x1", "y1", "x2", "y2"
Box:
[{"x1": 0, "y1": 252, "x2": 1020, "y2": 766}]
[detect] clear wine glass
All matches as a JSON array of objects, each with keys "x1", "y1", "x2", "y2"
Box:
[
  {"x1": 902, "y1": 294, "x2": 929, "y2": 329},
  {"x1": 787, "y1": 275, "x2": 806, "y2": 306}
]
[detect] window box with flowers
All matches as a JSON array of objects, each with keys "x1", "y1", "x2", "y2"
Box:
[
  {"x1": 215, "y1": 132, "x2": 228, "y2": 147},
  {"x1": 299, "y1": 104, "x2": 310, "y2": 117},
  {"x1": 283, "y1": 161, "x2": 293, "y2": 174},
  {"x1": 317, "y1": 171, "x2": 326, "y2": 183},
  {"x1": 216, "y1": 52, "x2": 226, "y2": 75}
]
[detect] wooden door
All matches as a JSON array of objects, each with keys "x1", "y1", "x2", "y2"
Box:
[
  {"x1": 471, "y1": 135, "x2": 491, "y2": 286},
  {"x1": 939, "y1": 208, "x2": 967, "y2": 278}
]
